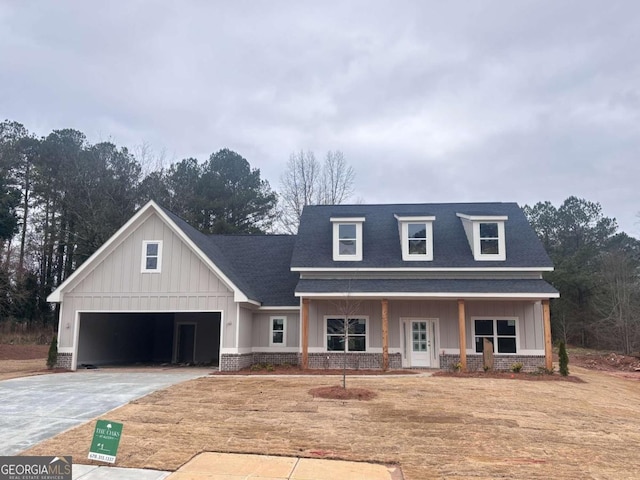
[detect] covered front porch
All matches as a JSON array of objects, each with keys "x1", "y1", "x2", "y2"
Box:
[{"x1": 297, "y1": 295, "x2": 555, "y2": 372}]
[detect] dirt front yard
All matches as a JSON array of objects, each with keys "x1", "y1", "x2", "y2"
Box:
[
  {"x1": 0, "y1": 344, "x2": 50, "y2": 381},
  {"x1": 24, "y1": 367, "x2": 640, "y2": 480}
]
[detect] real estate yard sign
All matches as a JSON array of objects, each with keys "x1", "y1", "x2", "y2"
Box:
[{"x1": 88, "y1": 420, "x2": 123, "y2": 464}]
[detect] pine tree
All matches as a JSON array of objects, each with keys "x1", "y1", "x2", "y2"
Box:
[
  {"x1": 558, "y1": 341, "x2": 569, "y2": 376},
  {"x1": 46, "y1": 335, "x2": 58, "y2": 369}
]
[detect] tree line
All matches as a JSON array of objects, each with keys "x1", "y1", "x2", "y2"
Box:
[
  {"x1": 524, "y1": 197, "x2": 640, "y2": 354},
  {"x1": 1, "y1": 119, "x2": 639, "y2": 354},
  {"x1": 0, "y1": 120, "x2": 355, "y2": 327}
]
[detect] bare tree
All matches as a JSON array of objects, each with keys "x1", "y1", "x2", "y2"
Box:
[
  {"x1": 278, "y1": 150, "x2": 355, "y2": 233},
  {"x1": 330, "y1": 280, "x2": 362, "y2": 388},
  {"x1": 318, "y1": 151, "x2": 355, "y2": 205},
  {"x1": 592, "y1": 250, "x2": 640, "y2": 354}
]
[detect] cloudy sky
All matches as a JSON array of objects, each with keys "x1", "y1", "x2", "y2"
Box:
[{"x1": 1, "y1": 1, "x2": 639, "y2": 236}]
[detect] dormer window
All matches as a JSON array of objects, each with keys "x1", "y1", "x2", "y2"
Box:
[
  {"x1": 330, "y1": 217, "x2": 365, "y2": 261},
  {"x1": 479, "y1": 222, "x2": 499, "y2": 254},
  {"x1": 141, "y1": 240, "x2": 162, "y2": 273},
  {"x1": 456, "y1": 213, "x2": 507, "y2": 261},
  {"x1": 395, "y1": 215, "x2": 435, "y2": 261}
]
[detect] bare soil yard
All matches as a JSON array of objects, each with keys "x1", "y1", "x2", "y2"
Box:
[
  {"x1": 24, "y1": 367, "x2": 640, "y2": 479},
  {"x1": 0, "y1": 344, "x2": 51, "y2": 381}
]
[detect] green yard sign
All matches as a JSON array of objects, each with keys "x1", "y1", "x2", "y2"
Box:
[{"x1": 88, "y1": 420, "x2": 123, "y2": 464}]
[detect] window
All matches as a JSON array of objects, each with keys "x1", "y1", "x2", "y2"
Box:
[
  {"x1": 408, "y1": 224, "x2": 427, "y2": 255},
  {"x1": 474, "y1": 318, "x2": 517, "y2": 354},
  {"x1": 326, "y1": 317, "x2": 367, "y2": 352},
  {"x1": 456, "y1": 213, "x2": 507, "y2": 261},
  {"x1": 338, "y1": 224, "x2": 357, "y2": 255},
  {"x1": 330, "y1": 217, "x2": 365, "y2": 261},
  {"x1": 479, "y1": 222, "x2": 499, "y2": 254},
  {"x1": 395, "y1": 215, "x2": 435, "y2": 261},
  {"x1": 141, "y1": 241, "x2": 162, "y2": 273},
  {"x1": 269, "y1": 316, "x2": 286, "y2": 346}
]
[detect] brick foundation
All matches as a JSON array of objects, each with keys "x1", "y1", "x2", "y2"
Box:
[
  {"x1": 252, "y1": 352, "x2": 300, "y2": 366},
  {"x1": 440, "y1": 354, "x2": 545, "y2": 373},
  {"x1": 56, "y1": 352, "x2": 73, "y2": 369},
  {"x1": 220, "y1": 353, "x2": 254, "y2": 371},
  {"x1": 305, "y1": 352, "x2": 402, "y2": 370},
  {"x1": 219, "y1": 352, "x2": 402, "y2": 371}
]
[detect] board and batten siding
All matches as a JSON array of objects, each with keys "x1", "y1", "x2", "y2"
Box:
[
  {"x1": 306, "y1": 299, "x2": 543, "y2": 353},
  {"x1": 57, "y1": 212, "x2": 237, "y2": 349}
]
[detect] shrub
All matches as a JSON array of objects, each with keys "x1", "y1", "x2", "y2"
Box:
[
  {"x1": 558, "y1": 341, "x2": 569, "y2": 376},
  {"x1": 511, "y1": 362, "x2": 523, "y2": 373},
  {"x1": 46, "y1": 335, "x2": 58, "y2": 369},
  {"x1": 451, "y1": 361, "x2": 463, "y2": 372}
]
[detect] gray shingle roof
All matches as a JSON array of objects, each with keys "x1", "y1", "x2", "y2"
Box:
[
  {"x1": 291, "y1": 202, "x2": 553, "y2": 269},
  {"x1": 296, "y1": 278, "x2": 559, "y2": 296},
  {"x1": 159, "y1": 201, "x2": 555, "y2": 306},
  {"x1": 210, "y1": 235, "x2": 299, "y2": 306}
]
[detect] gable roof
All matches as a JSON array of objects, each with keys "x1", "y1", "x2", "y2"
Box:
[
  {"x1": 48, "y1": 201, "x2": 299, "y2": 307},
  {"x1": 291, "y1": 202, "x2": 554, "y2": 270}
]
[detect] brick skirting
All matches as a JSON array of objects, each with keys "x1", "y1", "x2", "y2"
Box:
[
  {"x1": 220, "y1": 353, "x2": 254, "y2": 371},
  {"x1": 219, "y1": 352, "x2": 403, "y2": 371},
  {"x1": 56, "y1": 352, "x2": 73, "y2": 369},
  {"x1": 305, "y1": 352, "x2": 402, "y2": 370},
  {"x1": 252, "y1": 352, "x2": 300, "y2": 366},
  {"x1": 440, "y1": 354, "x2": 545, "y2": 372}
]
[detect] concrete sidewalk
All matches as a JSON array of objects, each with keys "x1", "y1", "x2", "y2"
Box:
[{"x1": 73, "y1": 453, "x2": 403, "y2": 479}]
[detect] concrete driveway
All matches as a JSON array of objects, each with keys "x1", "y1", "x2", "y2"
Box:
[{"x1": 0, "y1": 369, "x2": 208, "y2": 456}]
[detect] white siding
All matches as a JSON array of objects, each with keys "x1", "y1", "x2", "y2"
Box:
[
  {"x1": 57, "y1": 212, "x2": 237, "y2": 349},
  {"x1": 306, "y1": 299, "x2": 543, "y2": 352},
  {"x1": 252, "y1": 311, "x2": 300, "y2": 348},
  {"x1": 238, "y1": 307, "x2": 253, "y2": 349}
]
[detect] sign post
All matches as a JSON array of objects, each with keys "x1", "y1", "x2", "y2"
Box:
[{"x1": 88, "y1": 420, "x2": 123, "y2": 464}]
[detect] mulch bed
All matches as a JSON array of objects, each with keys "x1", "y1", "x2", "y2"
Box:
[
  {"x1": 433, "y1": 370, "x2": 585, "y2": 382},
  {"x1": 309, "y1": 385, "x2": 378, "y2": 400}
]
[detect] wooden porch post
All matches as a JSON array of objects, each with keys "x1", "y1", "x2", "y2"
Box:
[
  {"x1": 302, "y1": 298, "x2": 309, "y2": 369},
  {"x1": 542, "y1": 299, "x2": 553, "y2": 370},
  {"x1": 381, "y1": 299, "x2": 389, "y2": 371},
  {"x1": 457, "y1": 299, "x2": 467, "y2": 371}
]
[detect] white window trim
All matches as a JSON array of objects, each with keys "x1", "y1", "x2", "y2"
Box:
[
  {"x1": 330, "y1": 217, "x2": 365, "y2": 261},
  {"x1": 473, "y1": 221, "x2": 506, "y2": 261},
  {"x1": 456, "y1": 213, "x2": 507, "y2": 261},
  {"x1": 324, "y1": 315, "x2": 369, "y2": 352},
  {"x1": 141, "y1": 240, "x2": 163, "y2": 273},
  {"x1": 269, "y1": 316, "x2": 287, "y2": 347},
  {"x1": 471, "y1": 316, "x2": 519, "y2": 355},
  {"x1": 395, "y1": 215, "x2": 436, "y2": 261}
]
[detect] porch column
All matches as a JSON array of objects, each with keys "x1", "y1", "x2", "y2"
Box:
[
  {"x1": 381, "y1": 299, "x2": 389, "y2": 371},
  {"x1": 302, "y1": 298, "x2": 309, "y2": 369},
  {"x1": 542, "y1": 299, "x2": 553, "y2": 370},
  {"x1": 457, "y1": 299, "x2": 467, "y2": 371}
]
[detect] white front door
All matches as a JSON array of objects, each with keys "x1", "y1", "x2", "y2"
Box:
[{"x1": 402, "y1": 318, "x2": 439, "y2": 368}]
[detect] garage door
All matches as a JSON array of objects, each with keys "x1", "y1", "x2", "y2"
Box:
[{"x1": 76, "y1": 312, "x2": 221, "y2": 367}]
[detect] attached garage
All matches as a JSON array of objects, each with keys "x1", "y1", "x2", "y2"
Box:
[{"x1": 76, "y1": 311, "x2": 222, "y2": 367}]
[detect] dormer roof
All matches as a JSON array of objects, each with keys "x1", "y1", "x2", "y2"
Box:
[{"x1": 291, "y1": 202, "x2": 554, "y2": 270}]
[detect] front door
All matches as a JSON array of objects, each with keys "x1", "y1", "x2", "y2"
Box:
[
  {"x1": 402, "y1": 318, "x2": 439, "y2": 368},
  {"x1": 410, "y1": 320, "x2": 429, "y2": 367}
]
